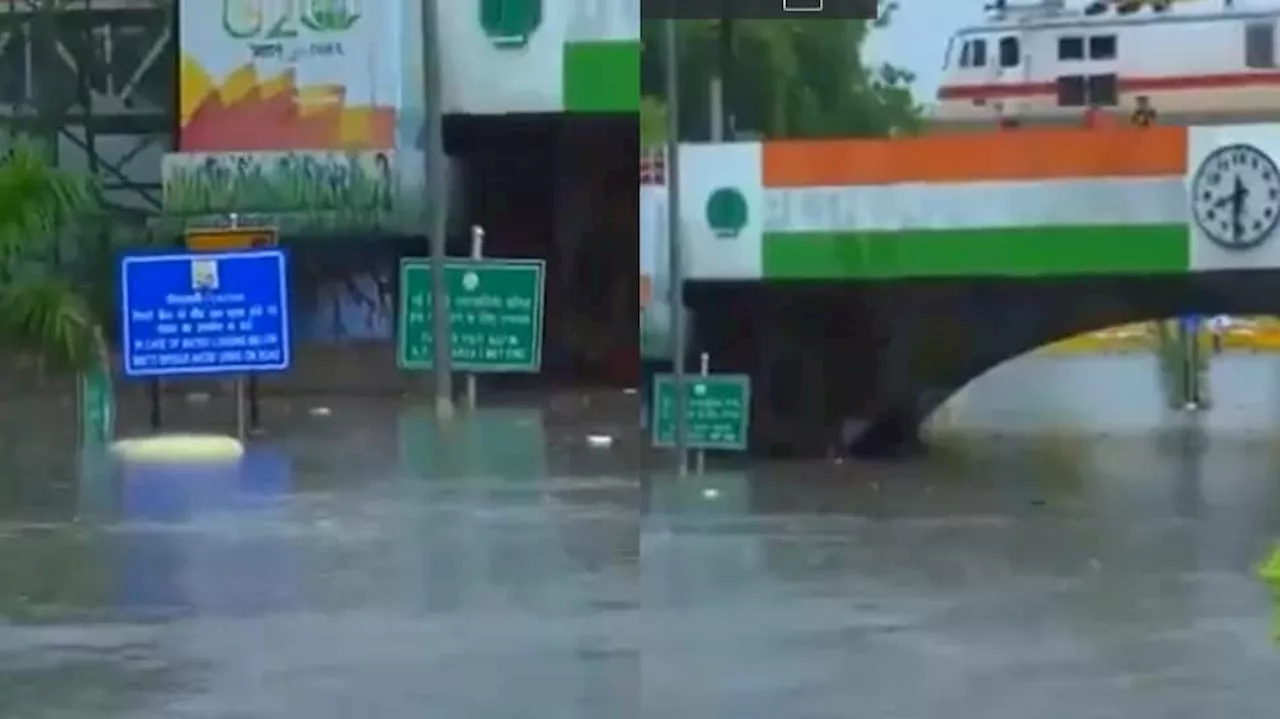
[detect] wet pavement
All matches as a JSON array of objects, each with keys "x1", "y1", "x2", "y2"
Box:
[{"x1": 5, "y1": 375, "x2": 1280, "y2": 717}]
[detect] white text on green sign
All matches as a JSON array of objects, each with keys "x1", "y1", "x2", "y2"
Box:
[
  {"x1": 396, "y1": 259, "x2": 545, "y2": 373},
  {"x1": 651, "y1": 373, "x2": 750, "y2": 451}
]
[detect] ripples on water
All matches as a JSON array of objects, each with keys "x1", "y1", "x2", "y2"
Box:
[
  {"x1": 643, "y1": 436, "x2": 1280, "y2": 718},
  {"x1": 5, "y1": 390, "x2": 1280, "y2": 716},
  {"x1": 0, "y1": 399, "x2": 639, "y2": 719}
]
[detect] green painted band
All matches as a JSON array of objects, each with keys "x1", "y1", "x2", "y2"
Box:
[
  {"x1": 762, "y1": 224, "x2": 1190, "y2": 279},
  {"x1": 563, "y1": 41, "x2": 640, "y2": 113}
]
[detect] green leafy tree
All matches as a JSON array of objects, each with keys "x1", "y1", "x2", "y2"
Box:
[
  {"x1": 0, "y1": 138, "x2": 106, "y2": 372},
  {"x1": 641, "y1": 7, "x2": 921, "y2": 142},
  {"x1": 640, "y1": 96, "x2": 667, "y2": 146}
]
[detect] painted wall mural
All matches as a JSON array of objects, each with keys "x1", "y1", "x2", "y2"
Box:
[
  {"x1": 166, "y1": 0, "x2": 427, "y2": 232},
  {"x1": 290, "y1": 241, "x2": 400, "y2": 343},
  {"x1": 179, "y1": 0, "x2": 399, "y2": 152}
]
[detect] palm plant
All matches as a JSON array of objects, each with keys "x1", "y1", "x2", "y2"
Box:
[{"x1": 0, "y1": 137, "x2": 106, "y2": 373}]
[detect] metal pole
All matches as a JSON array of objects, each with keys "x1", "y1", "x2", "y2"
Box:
[
  {"x1": 664, "y1": 19, "x2": 688, "y2": 475},
  {"x1": 695, "y1": 352, "x2": 709, "y2": 474},
  {"x1": 423, "y1": 0, "x2": 455, "y2": 420},
  {"x1": 1186, "y1": 317, "x2": 1200, "y2": 409},
  {"x1": 229, "y1": 213, "x2": 248, "y2": 441},
  {"x1": 466, "y1": 225, "x2": 484, "y2": 411}
]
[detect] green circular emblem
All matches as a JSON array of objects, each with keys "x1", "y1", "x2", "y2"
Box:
[
  {"x1": 705, "y1": 187, "x2": 747, "y2": 239},
  {"x1": 480, "y1": 0, "x2": 542, "y2": 49}
]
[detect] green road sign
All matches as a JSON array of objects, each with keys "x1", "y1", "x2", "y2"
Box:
[
  {"x1": 78, "y1": 365, "x2": 115, "y2": 447},
  {"x1": 651, "y1": 373, "x2": 750, "y2": 451},
  {"x1": 397, "y1": 259, "x2": 545, "y2": 372}
]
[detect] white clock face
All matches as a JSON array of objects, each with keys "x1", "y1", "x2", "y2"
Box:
[{"x1": 1191, "y1": 143, "x2": 1280, "y2": 251}]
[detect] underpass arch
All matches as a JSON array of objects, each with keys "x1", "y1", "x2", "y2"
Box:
[
  {"x1": 686, "y1": 271, "x2": 1280, "y2": 458},
  {"x1": 906, "y1": 271, "x2": 1280, "y2": 424}
]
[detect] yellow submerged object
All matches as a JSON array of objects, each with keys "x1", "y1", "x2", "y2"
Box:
[{"x1": 110, "y1": 434, "x2": 244, "y2": 463}]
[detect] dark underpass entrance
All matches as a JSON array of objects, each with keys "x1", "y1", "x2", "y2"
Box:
[
  {"x1": 445, "y1": 113, "x2": 636, "y2": 390},
  {"x1": 687, "y1": 269, "x2": 1280, "y2": 459}
]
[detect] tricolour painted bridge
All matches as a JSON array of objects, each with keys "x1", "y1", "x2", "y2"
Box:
[{"x1": 659, "y1": 124, "x2": 1280, "y2": 456}]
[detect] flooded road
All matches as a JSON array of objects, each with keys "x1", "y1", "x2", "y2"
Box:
[
  {"x1": 5, "y1": 375, "x2": 1280, "y2": 716},
  {"x1": 645, "y1": 438, "x2": 1280, "y2": 717},
  {"x1": 0, "y1": 394, "x2": 638, "y2": 719}
]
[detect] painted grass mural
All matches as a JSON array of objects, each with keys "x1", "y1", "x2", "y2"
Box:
[{"x1": 160, "y1": 150, "x2": 425, "y2": 233}]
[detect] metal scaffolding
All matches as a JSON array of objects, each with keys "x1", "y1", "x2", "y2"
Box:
[{"x1": 0, "y1": 0, "x2": 172, "y2": 219}]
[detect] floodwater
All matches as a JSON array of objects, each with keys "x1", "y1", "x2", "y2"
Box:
[
  {"x1": 6, "y1": 358, "x2": 1280, "y2": 717},
  {"x1": 0, "y1": 393, "x2": 639, "y2": 719}
]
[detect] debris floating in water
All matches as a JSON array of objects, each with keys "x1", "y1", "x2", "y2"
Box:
[{"x1": 586, "y1": 434, "x2": 614, "y2": 448}]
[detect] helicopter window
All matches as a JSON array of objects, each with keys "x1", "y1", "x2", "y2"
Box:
[
  {"x1": 959, "y1": 41, "x2": 971, "y2": 67},
  {"x1": 1058, "y1": 37, "x2": 1084, "y2": 61},
  {"x1": 1245, "y1": 22, "x2": 1275, "y2": 69},
  {"x1": 1089, "y1": 35, "x2": 1117, "y2": 60},
  {"x1": 1057, "y1": 75, "x2": 1086, "y2": 106},
  {"x1": 999, "y1": 37, "x2": 1019, "y2": 68}
]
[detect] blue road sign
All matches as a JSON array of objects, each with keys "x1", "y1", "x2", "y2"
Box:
[{"x1": 119, "y1": 249, "x2": 291, "y2": 377}]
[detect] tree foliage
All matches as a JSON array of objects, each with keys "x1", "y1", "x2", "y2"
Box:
[
  {"x1": 641, "y1": 10, "x2": 921, "y2": 143},
  {"x1": 640, "y1": 96, "x2": 667, "y2": 145},
  {"x1": 0, "y1": 137, "x2": 105, "y2": 372}
]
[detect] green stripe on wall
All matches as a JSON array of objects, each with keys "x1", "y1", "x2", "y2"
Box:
[
  {"x1": 563, "y1": 41, "x2": 640, "y2": 113},
  {"x1": 762, "y1": 224, "x2": 1190, "y2": 279}
]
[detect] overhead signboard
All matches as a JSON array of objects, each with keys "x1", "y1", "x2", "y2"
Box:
[{"x1": 118, "y1": 249, "x2": 291, "y2": 377}]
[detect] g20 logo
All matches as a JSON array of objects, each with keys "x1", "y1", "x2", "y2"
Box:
[{"x1": 223, "y1": 0, "x2": 362, "y2": 39}]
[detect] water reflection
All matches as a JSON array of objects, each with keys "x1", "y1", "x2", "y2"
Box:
[
  {"x1": 642, "y1": 437, "x2": 1280, "y2": 716},
  {"x1": 0, "y1": 400, "x2": 637, "y2": 718},
  {"x1": 112, "y1": 449, "x2": 296, "y2": 621}
]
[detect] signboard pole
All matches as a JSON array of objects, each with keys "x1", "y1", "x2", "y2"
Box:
[
  {"x1": 695, "y1": 352, "x2": 709, "y2": 474},
  {"x1": 423, "y1": 0, "x2": 455, "y2": 420},
  {"x1": 465, "y1": 225, "x2": 485, "y2": 411},
  {"x1": 664, "y1": 18, "x2": 689, "y2": 476},
  {"x1": 229, "y1": 213, "x2": 249, "y2": 441}
]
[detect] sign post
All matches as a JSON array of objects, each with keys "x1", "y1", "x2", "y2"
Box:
[
  {"x1": 396, "y1": 258, "x2": 545, "y2": 375},
  {"x1": 465, "y1": 225, "x2": 485, "y2": 410},
  {"x1": 185, "y1": 217, "x2": 279, "y2": 434},
  {"x1": 119, "y1": 248, "x2": 291, "y2": 440},
  {"x1": 651, "y1": 373, "x2": 750, "y2": 456}
]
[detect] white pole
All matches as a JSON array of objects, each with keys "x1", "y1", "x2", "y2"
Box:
[
  {"x1": 230, "y1": 212, "x2": 247, "y2": 441},
  {"x1": 466, "y1": 225, "x2": 484, "y2": 411},
  {"x1": 423, "y1": 0, "x2": 455, "y2": 420},
  {"x1": 695, "y1": 351, "x2": 709, "y2": 474}
]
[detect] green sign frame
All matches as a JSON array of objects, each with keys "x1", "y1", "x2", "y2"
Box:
[
  {"x1": 651, "y1": 373, "x2": 751, "y2": 451},
  {"x1": 78, "y1": 365, "x2": 115, "y2": 447},
  {"x1": 396, "y1": 258, "x2": 546, "y2": 373}
]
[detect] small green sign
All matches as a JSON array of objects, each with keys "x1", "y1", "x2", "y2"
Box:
[
  {"x1": 78, "y1": 365, "x2": 115, "y2": 447},
  {"x1": 397, "y1": 258, "x2": 546, "y2": 372},
  {"x1": 651, "y1": 373, "x2": 750, "y2": 451}
]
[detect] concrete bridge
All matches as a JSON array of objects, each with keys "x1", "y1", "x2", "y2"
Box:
[{"x1": 665, "y1": 124, "x2": 1280, "y2": 457}]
